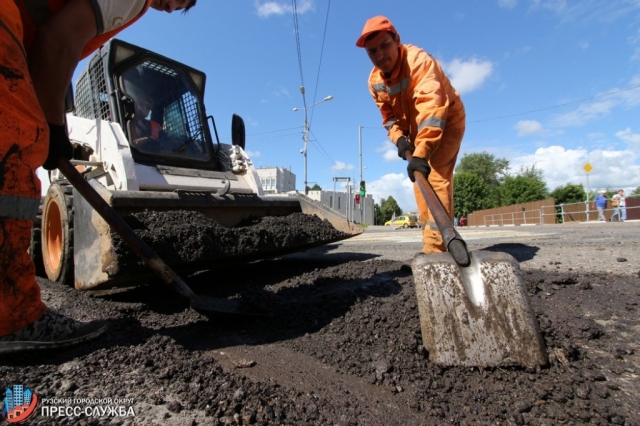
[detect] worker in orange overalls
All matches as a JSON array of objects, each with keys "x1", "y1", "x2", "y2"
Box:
[
  {"x1": 0, "y1": 0, "x2": 196, "y2": 355},
  {"x1": 356, "y1": 16, "x2": 466, "y2": 254}
]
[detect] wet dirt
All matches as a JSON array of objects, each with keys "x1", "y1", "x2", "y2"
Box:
[{"x1": 1, "y1": 219, "x2": 639, "y2": 425}]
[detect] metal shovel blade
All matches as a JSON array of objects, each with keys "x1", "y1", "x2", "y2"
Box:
[{"x1": 412, "y1": 250, "x2": 548, "y2": 368}]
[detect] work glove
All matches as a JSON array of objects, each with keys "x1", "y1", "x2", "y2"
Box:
[
  {"x1": 42, "y1": 123, "x2": 73, "y2": 170},
  {"x1": 396, "y1": 136, "x2": 414, "y2": 160},
  {"x1": 407, "y1": 157, "x2": 431, "y2": 182}
]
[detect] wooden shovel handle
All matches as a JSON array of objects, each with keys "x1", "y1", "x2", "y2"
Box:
[
  {"x1": 56, "y1": 158, "x2": 199, "y2": 301},
  {"x1": 405, "y1": 151, "x2": 470, "y2": 267}
]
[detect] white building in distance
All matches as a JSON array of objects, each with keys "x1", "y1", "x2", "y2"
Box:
[{"x1": 255, "y1": 167, "x2": 296, "y2": 194}]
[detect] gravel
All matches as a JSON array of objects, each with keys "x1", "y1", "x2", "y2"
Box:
[{"x1": 1, "y1": 218, "x2": 639, "y2": 425}]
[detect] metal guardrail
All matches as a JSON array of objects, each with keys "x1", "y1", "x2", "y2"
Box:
[
  {"x1": 550, "y1": 201, "x2": 639, "y2": 223},
  {"x1": 483, "y1": 209, "x2": 542, "y2": 226},
  {"x1": 481, "y1": 196, "x2": 639, "y2": 226}
]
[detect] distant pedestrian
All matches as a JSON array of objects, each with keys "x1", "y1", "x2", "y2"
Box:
[
  {"x1": 454, "y1": 217, "x2": 459, "y2": 227},
  {"x1": 593, "y1": 190, "x2": 608, "y2": 221},
  {"x1": 611, "y1": 189, "x2": 626, "y2": 222}
]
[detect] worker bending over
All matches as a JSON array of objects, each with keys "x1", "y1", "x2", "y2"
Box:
[
  {"x1": 0, "y1": 0, "x2": 196, "y2": 355},
  {"x1": 356, "y1": 16, "x2": 465, "y2": 254}
]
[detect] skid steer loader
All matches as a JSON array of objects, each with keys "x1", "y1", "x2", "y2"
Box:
[{"x1": 30, "y1": 39, "x2": 361, "y2": 291}]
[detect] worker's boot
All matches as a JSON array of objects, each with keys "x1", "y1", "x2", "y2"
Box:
[{"x1": 0, "y1": 309, "x2": 107, "y2": 355}]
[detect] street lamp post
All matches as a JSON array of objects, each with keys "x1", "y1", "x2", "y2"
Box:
[
  {"x1": 293, "y1": 87, "x2": 333, "y2": 195},
  {"x1": 359, "y1": 126, "x2": 363, "y2": 224}
]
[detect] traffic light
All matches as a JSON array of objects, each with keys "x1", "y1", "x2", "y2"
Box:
[
  {"x1": 355, "y1": 194, "x2": 360, "y2": 204},
  {"x1": 359, "y1": 180, "x2": 366, "y2": 196}
]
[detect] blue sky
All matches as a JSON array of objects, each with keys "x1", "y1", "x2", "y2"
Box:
[{"x1": 64, "y1": 0, "x2": 640, "y2": 212}]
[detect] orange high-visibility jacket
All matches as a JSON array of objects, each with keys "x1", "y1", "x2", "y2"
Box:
[
  {"x1": 368, "y1": 44, "x2": 465, "y2": 161},
  {"x1": 15, "y1": 0, "x2": 151, "y2": 60}
]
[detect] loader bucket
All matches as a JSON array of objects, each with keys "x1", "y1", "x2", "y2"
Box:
[{"x1": 73, "y1": 182, "x2": 362, "y2": 290}]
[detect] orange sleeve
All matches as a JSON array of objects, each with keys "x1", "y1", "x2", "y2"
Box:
[
  {"x1": 368, "y1": 77, "x2": 405, "y2": 146},
  {"x1": 408, "y1": 49, "x2": 450, "y2": 160},
  {"x1": 80, "y1": 0, "x2": 152, "y2": 59}
]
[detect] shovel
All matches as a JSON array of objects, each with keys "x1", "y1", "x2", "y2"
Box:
[
  {"x1": 57, "y1": 158, "x2": 242, "y2": 315},
  {"x1": 405, "y1": 152, "x2": 547, "y2": 367}
]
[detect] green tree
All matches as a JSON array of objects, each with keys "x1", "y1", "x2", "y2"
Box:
[
  {"x1": 514, "y1": 164, "x2": 543, "y2": 180},
  {"x1": 550, "y1": 183, "x2": 587, "y2": 223},
  {"x1": 455, "y1": 152, "x2": 509, "y2": 208},
  {"x1": 631, "y1": 186, "x2": 640, "y2": 196},
  {"x1": 453, "y1": 172, "x2": 491, "y2": 217},
  {"x1": 310, "y1": 183, "x2": 322, "y2": 191},
  {"x1": 374, "y1": 202, "x2": 383, "y2": 225},
  {"x1": 550, "y1": 183, "x2": 586, "y2": 205},
  {"x1": 498, "y1": 175, "x2": 548, "y2": 206},
  {"x1": 455, "y1": 152, "x2": 509, "y2": 187},
  {"x1": 379, "y1": 196, "x2": 402, "y2": 224}
]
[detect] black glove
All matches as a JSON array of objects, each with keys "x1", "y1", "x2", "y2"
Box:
[
  {"x1": 407, "y1": 157, "x2": 431, "y2": 182},
  {"x1": 396, "y1": 136, "x2": 414, "y2": 160},
  {"x1": 42, "y1": 123, "x2": 73, "y2": 170}
]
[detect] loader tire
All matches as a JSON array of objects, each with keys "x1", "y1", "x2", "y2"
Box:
[
  {"x1": 42, "y1": 181, "x2": 74, "y2": 284},
  {"x1": 28, "y1": 201, "x2": 46, "y2": 277}
]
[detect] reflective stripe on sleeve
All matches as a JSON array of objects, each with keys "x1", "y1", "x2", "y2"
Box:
[
  {"x1": 0, "y1": 194, "x2": 40, "y2": 221},
  {"x1": 388, "y1": 78, "x2": 409, "y2": 96},
  {"x1": 418, "y1": 116, "x2": 446, "y2": 131},
  {"x1": 372, "y1": 78, "x2": 410, "y2": 96},
  {"x1": 372, "y1": 83, "x2": 387, "y2": 93},
  {"x1": 384, "y1": 118, "x2": 396, "y2": 130}
]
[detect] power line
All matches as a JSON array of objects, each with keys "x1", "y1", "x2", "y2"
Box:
[
  {"x1": 249, "y1": 132, "x2": 300, "y2": 142},
  {"x1": 309, "y1": 0, "x2": 331, "y2": 127},
  {"x1": 247, "y1": 126, "x2": 300, "y2": 136},
  {"x1": 291, "y1": 0, "x2": 307, "y2": 109},
  {"x1": 469, "y1": 84, "x2": 640, "y2": 123}
]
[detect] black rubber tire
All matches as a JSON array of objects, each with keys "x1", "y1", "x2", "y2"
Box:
[
  {"x1": 41, "y1": 182, "x2": 74, "y2": 284},
  {"x1": 28, "y1": 200, "x2": 46, "y2": 277},
  {"x1": 403, "y1": 223, "x2": 409, "y2": 228}
]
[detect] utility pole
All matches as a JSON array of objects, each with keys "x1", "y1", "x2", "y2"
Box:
[
  {"x1": 359, "y1": 126, "x2": 363, "y2": 224},
  {"x1": 293, "y1": 88, "x2": 333, "y2": 195}
]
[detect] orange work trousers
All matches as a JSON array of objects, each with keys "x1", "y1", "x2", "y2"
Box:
[
  {"x1": 414, "y1": 122, "x2": 465, "y2": 254},
  {"x1": 0, "y1": 3, "x2": 48, "y2": 336}
]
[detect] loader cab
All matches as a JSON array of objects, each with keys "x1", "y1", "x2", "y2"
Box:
[{"x1": 74, "y1": 39, "x2": 220, "y2": 171}]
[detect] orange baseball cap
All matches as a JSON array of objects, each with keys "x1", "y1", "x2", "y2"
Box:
[{"x1": 356, "y1": 16, "x2": 397, "y2": 48}]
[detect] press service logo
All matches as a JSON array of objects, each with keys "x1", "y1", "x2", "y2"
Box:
[{"x1": 1, "y1": 384, "x2": 38, "y2": 423}]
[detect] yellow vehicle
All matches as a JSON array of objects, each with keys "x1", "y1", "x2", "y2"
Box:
[{"x1": 384, "y1": 215, "x2": 417, "y2": 228}]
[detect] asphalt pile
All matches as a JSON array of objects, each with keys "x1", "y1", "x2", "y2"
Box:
[
  {"x1": 1, "y1": 224, "x2": 638, "y2": 425},
  {"x1": 111, "y1": 210, "x2": 348, "y2": 269}
]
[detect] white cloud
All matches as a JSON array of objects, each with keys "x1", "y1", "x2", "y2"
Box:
[
  {"x1": 271, "y1": 86, "x2": 290, "y2": 98},
  {"x1": 245, "y1": 150, "x2": 261, "y2": 158},
  {"x1": 508, "y1": 145, "x2": 640, "y2": 192},
  {"x1": 513, "y1": 120, "x2": 544, "y2": 136},
  {"x1": 531, "y1": 0, "x2": 567, "y2": 14},
  {"x1": 549, "y1": 98, "x2": 617, "y2": 127},
  {"x1": 530, "y1": 1, "x2": 640, "y2": 25},
  {"x1": 515, "y1": 46, "x2": 533, "y2": 55},
  {"x1": 498, "y1": 0, "x2": 517, "y2": 9},
  {"x1": 367, "y1": 173, "x2": 417, "y2": 212},
  {"x1": 255, "y1": 0, "x2": 314, "y2": 18},
  {"x1": 377, "y1": 142, "x2": 400, "y2": 162},
  {"x1": 444, "y1": 58, "x2": 494, "y2": 94},
  {"x1": 579, "y1": 41, "x2": 589, "y2": 50},
  {"x1": 616, "y1": 127, "x2": 640, "y2": 150},
  {"x1": 332, "y1": 161, "x2": 354, "y2": 172}
]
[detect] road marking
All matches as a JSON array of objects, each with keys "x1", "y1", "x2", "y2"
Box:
[{"x1": 344, "y1": 228, "x2": 557, "y2": 245}]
